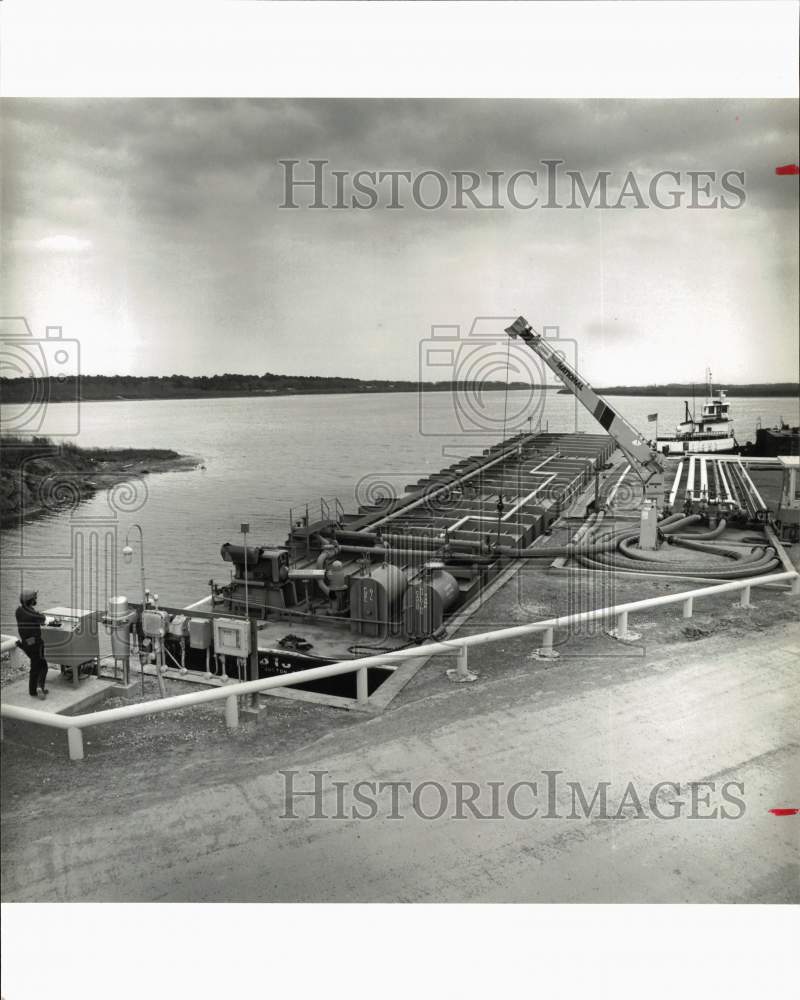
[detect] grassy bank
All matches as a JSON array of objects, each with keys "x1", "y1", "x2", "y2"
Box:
[{"x1": 0, "y1": 435, "x2": 199, "y2": 526}]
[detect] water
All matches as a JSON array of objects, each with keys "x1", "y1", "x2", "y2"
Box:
[{"x1": 1, "y1": 390, "x2": 796, "y2": 630}]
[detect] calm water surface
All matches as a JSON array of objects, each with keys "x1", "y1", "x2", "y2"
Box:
[{"x1": 1, "y1": 391, "x2": 797, "y2": 629}]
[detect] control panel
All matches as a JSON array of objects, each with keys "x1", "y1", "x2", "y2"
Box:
[
  {"x1": 41, "y1": 607, "x2": 100, "y2": 668},
  {"x1": 213, "y1": 617, "x2": 252, "y2": 657}
]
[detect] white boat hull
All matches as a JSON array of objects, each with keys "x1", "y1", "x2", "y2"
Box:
[{"x1": 657, "y1": 436, "x2": 738, "y2": 456}]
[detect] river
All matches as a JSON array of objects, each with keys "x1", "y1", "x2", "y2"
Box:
[{"x1": 1, "y1": 390, "x2": 797, "y2": 629}]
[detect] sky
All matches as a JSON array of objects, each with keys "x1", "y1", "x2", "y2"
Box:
[{"x1": 1, "y1": 98, "x2": 798, "y2": 385}]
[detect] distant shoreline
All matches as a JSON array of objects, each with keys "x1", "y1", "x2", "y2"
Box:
[
  {"x1": 559, "y1": 384, "x2": 798, "y2": 398},
  {"x1": 1, "y1": 376, "x2": 796, "y2": 404}
]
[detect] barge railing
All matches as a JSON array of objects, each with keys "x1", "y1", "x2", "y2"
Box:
[{"x1": 2, "y1": 569, "x2": 798, "y2": 761}]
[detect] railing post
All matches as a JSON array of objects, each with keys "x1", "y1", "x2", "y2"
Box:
[
  {"x1": 67, "y1": 727, "x2": 84, "y2": 761},
  {"x1": 791, "y1": 575, "x2": 800, "y2": 596},
  {"x1": 533, "y1": 627, "x2": 559, "y2": 660},
  {"x1": 356, "y1": 666, "x2": 369, "y2": 704},
  {"x1": 682, "y1": 597, "x2": 693, "y2": 619},
  {"x1": 225, "y1": 695, "x2": 239, "y2": 730},
  {"x1": 248, "y1": 618, "x2": 260, "y2": 712},
  {"x1": 739, "y1": 586, "x2": 752, "y2": 609},
  {"x1": 447, "y1": 645, "x2": 477, "y2": 683},
  {"x1": 608, "y1": 609, "x2": 640, "y2": 642}
]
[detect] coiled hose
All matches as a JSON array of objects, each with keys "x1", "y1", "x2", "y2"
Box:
[
  {"x1": 501, "y1": 511, "x2": 778, "y2": 579},
  {"x1": 574, "y1": 514, "x2": 778, "y2": 579}
]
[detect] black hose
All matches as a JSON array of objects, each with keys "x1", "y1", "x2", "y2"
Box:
[
  {"x1": 577, "y1": 542, "x2": 778, "y2": 578},
  {"x1": 659, "y1": 514, "x2": 703, "y2": 534},
  {"x1": 670, "y1": 518, "x2": 727, "y2": 541},
  {"x1": 575, "y1": 546, "x2": 779, "y2": 579},
  {"x1": 568, "y1": 509, "x2": 778, "y2": 579},
  {"x1": 667, "y1": 536, "x2": 746, "y2": 561}
]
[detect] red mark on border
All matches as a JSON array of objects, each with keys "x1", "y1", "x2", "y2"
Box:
[
  {"x1": 775, "y1": 164, "x2": 800, "y2": 176},
  {"x1": 769, "y1": 808, "x2": 799, "y2": 816}
]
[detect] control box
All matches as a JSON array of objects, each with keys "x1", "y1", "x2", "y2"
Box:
[
  {"x1": 213, "y1": 617, "x2": 251, "y2": 657},
  {"x1": 41, "y1": 607, "x2": 100, "y2": 668},
  {"x1": 142, "y1": 609, "x2": 169, "y2": 638},
  {"x1": 189, "y1": 618, "x2": 213, "y2": 650},
  {"x1": 168, "y1": 614, "x2": 189, "y2": 638}
]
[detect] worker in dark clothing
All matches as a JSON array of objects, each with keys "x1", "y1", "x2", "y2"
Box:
[{"x1": 15, "y1": 589, "x2": 50, "y2": 698}]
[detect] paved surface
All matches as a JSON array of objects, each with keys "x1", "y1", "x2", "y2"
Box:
[
  {"x1": 1, "y1": 670, "x2": 115, "y2": 714},
  {"x1": 2, "y1": 614, "x2": 798, "y2": 902}
]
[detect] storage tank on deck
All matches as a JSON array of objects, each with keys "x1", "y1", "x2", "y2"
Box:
[
  {"x1": 403, "y1": 561, "x2": 460, "y2": 639},
  {"x1": 349, "y1": 562, "x2": 408, "y2": 637}
]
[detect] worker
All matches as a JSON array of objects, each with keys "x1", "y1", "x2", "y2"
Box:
[{"x1": 15, "y1": 589, "x2": 50, "y2": 698}]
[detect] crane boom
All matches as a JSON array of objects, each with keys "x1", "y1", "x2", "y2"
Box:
[{"x1": 505, "y1": 316, "x2": 665, "y2": 505}]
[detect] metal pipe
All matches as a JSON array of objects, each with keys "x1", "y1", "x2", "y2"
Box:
[
  {"x1": 287, "y1": 568, "x2": 327, "y2": 581},
  {"x1": 381, "y1": 533, "x2": 485, "y2": 552},
  {"x1": 606, "y1": 463, "x2": 630, "y2": 505},
  {"x1": 736, "y1": 461, "x2": 768, "y2": 512},
  {"x1": 687, "y1": 455, "x2": 696, "y2": 501},
  {"x1": 669, "y1": 461, "x2": 684, "y2": 509}
]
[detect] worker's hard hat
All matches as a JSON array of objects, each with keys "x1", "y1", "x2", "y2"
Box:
[{"x1": 19, "y1": 589, "x2": 38, "y2": 605}]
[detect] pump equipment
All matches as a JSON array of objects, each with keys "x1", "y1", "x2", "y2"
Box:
[{"x1": 220, "y1": 543, "x2": 297, "y2": 614}]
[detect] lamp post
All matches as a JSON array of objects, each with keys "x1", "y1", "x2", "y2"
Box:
[
  {"x1": 122, "y1": 523, "x2": 166, "y2": 698},
  {"x1": 122, "y1": 523, "x2": 146, "y2": 609},
  {"x1": 241, "y1": 523, "x2": 250, "y2": 618}
]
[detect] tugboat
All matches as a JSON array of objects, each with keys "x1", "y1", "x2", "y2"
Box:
[{"x1": 655, "y1": 370, "x2": 739, "y2": 455}]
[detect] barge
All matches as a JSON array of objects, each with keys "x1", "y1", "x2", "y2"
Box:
[{"x1": 154, "y1": 430, "x2": 615, "y2": 685}]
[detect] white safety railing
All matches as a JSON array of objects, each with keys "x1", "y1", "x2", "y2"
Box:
[
  {"x1": 2, "y1": 570, "x2": 798, "y2": 761},
  {"x1": 1, "y1": 635, "x2": 27, "y2": 670}
]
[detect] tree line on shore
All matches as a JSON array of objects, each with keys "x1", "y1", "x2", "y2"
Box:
[
  {"x1": 1, "y1": 372, "x2": 795, "y2": 402},
  {"x1": 0, "y1": 373, "x2": 532, "y2": 401}
]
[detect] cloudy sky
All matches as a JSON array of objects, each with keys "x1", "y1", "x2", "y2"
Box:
[{"x1": 2, "y1": 98, "x2": 797, "y2": 384}]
